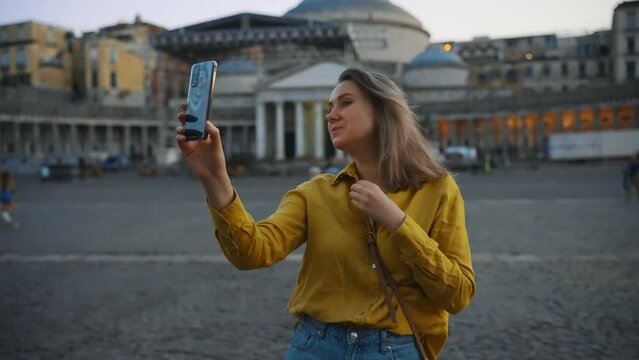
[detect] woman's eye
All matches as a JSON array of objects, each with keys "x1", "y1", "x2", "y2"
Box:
[{"x1": 342, "y1": 101, "x2": 352, "y2": 107}]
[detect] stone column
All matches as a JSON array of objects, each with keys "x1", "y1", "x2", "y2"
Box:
[
  {"x1": 70, "y1": 124, "x2": 79, "y2": 155},
  {"x1": 612, "y1": 107, "x2": 619, "y2": 130},
  {"x1": 518, "y1": 113, "x2": 526, "y2": 159},
  {"x1": 123, "y1": 126, "x2": 131, "y2": 157},
  {"x1": 224, "y1": 126, "x2": 233, "y2": 159},
  {"x1": 501, "y1": 116, "x2": 510, "y2": 165},
  {"x1": 429, "y1": 116, "x2": 440, "y2": 144},
  {"x1": 574, "y1": 109, "x2": 582, "y2": 132},
  {"x1": 482, "y1": 118, "x2": 492, "y2": 150},
  {"x1": 0, "y1": 122, "x2": 3, "y2": 153},
  {"x1": 593, "y1": 108, "x2": 600, "y2": 130},
  {"x1": 141, "y1": 126, "x2": 149, "y2": 159},
  {"x1": 256, "y1": 102, "x2": 266, "y2": 159},
  {"x1": 314, "y1": 101, "x2": 325, "y2": 159},
  {"x1": 295, "y1": 101, "x2": 305, "y2": 158},
  {"x1": 535, "y1": 113, "x2": 544, "y2": 157},
  {"x1": 106, "y1": 126, "x2": 114, "y2": 154},
  {"x1": 466, "y1": 119, "x2": 475, "y2": 147},
  {"x1": 87, "y1": 125, "x2": 96, "y2": 152},
  {"x1": 13, "y1": 122, "x2": 20, "y2": 153},
  {"x1": 275, "y1": 101, "x2": 285, "y2": 161},
  {"x1": 51, "y1": 123, "x2": 60, "y2": 154},
  {"x1": 242, "y1": 125, "x2": 249, "y2": 156},
  {"x1": 32, "y1": 122, "x2": 41, "y2": 156},
  {"x1": 158, "y1": 121, "x2": 167, "y2": 165},
  {"x1": 448, "y1": 120, "x2": 457, "y2": 147}
]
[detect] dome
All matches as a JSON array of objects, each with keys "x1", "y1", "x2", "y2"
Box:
[
  {"x1": 284, "y1": 0, "x2": 421, "y2": 28},
  {"x1": 408, "y1": 45, "x2": 465, "y2": 69}
]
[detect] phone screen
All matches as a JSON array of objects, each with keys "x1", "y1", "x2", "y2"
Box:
[{"x1": 185, "y1": 60, "x2": 217, "y2": 141}]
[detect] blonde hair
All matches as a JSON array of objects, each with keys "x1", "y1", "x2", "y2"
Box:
[{"x1": 338, "y1": 68, "x2": 448, "y2": 191}]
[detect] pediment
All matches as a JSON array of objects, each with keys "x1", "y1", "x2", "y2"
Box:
[{"x1": 268, "y1": 62, "x2": 348, "y2": 89}]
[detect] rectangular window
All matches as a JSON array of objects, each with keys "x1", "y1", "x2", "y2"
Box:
[
  {"x1": 627, "y1": 12, "x2": 637, "y2": 29},
  {"x1": 90, "y1": 46, "x2": 98, "y2": 64},
  {"x1": 17, "y1": 25, "x2": 26, "y2": 39},
  {"x1": 627, "y1": 61, "x2": 636, "y2": 79},
  {"x1": 525, "y1": 66, "x2": 533, "y2": 77},
  {"x1": 1, "y1": 30, "x2": 8, "y2": 42},
  {"x1": 110, "y1": 70, "x2": 117, "y2": 88},
  {"x1": 1, "y1": 51, "x2": 8, "y2": 70},
  {"x1": 561, "y1": 63, "x2": 568, "y2": 76},
  {"x1": 110, "y1": 48, "x2": 117, "y2": 64},
  {"x1": 91, "y1": 68, "x2": 98, "y2": 88},
  {"x1": 579, "y1": 62, "x2": 586, "y2": 78},
  {"x1": 628, "y1": 37, "x2": 635, "y2": 54},
  {"x1": 598, "y1": 61, "x2": 606, "y2": 77},
  {"x1": 506, "y1": 69, "x2": 518, "y2": 83},
  {"x1": 542, "y1": 64, "x2": 551, "y2": 77},
  {"x1": 16, "y1": 48, "x2": 26, "y2": 68},
  {"x1": 47, "y1": 28, "x2": 55, "y2": 44}
]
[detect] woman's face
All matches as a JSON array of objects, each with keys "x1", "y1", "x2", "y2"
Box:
[{"x1": 326, "y1": 80, "x2": 376, "y2": 154}]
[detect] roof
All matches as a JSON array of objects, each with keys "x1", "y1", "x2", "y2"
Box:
[
  {"x1": 179, "y1": 13, "x2": 321, "y2": 32},
  {"x1": 284, "y1": 0, "x2": 421, "y2": 27},
  {"x1": 268, "y1": 62, "x2": 348, "y2": 89},
  {"x1": 616, "y1": 1, "x2": 639, "y2": 10},
  {"x1": 407, "y1": 45, "x2": 465, "y2": 69}
]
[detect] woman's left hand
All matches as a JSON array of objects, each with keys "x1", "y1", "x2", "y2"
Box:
[{"x1": 349, "y1": 180, "x2": 406, "y2": 233}]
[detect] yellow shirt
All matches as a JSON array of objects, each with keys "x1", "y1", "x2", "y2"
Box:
[{"x1": 209, "y1": 162, "x2": 475, "y2": 359}]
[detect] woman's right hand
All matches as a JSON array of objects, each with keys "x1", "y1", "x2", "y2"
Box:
[{"x1": 176, "y1": 102, "x2": 234, "y2": 209}]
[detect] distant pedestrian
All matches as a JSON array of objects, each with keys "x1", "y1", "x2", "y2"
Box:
[
  {"x1": 177, "y1": 68, "x2": 474, "y2": 360},
  {"x1": 623, "y1": 152, "x2": 639, "y2": 201},
  {"x1": 483, "y1": 153, "x2": 492, "y2": 174},
  {"x1": 39, "y1": 163, "x2": 50, "y2": 186},
  {"x1": 1, "y1": 171, "x2": 19, "y2": 228},
  {"x1": 78, "y1": 156, "x2": 86, "y2": 181}
]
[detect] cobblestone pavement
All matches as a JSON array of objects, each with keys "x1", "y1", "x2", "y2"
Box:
[{"x1": 1, "y1": 162, "x2": 638, "y2": 359}]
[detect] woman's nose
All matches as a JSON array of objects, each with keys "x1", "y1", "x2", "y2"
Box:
[{"x1": 326, "y1": 109, "x2": 338, "y2": 122}]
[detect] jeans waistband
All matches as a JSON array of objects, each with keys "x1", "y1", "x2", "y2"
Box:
[{"x1": 298, "y1": 315, "x2": 414, "y2": 349}]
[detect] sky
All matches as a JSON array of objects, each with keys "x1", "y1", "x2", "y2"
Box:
[{"x1": 0, "y1": 0, "x2": 624, "y2": 42}]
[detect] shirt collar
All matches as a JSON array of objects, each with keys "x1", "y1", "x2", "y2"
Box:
[{"x1": 331, "y1": 161, "x2": 359, "y2": 186}]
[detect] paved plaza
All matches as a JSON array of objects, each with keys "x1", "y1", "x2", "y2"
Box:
[{"x1": 1, "y1": 161, "x2": 638, "y2": 359}]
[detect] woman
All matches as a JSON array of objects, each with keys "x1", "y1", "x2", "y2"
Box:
[
  {"x1": 1, "y1": 171, "x2": 19, "y2": 228},
  {"x1": 176, "y1": 68, "x2": 475, "y2": 359}
]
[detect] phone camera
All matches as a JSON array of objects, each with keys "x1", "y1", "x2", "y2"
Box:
[{"x1": 191, "y1": 66, "x2": 200, "y2": 87}]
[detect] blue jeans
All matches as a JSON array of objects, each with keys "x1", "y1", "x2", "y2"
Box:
[{"x1": 285, "y1": 315, "x2": 421, "y2": 360}]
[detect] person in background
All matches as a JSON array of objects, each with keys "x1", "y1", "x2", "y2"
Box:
[
  {"x1": 623, "y1": 152, "x2": 639, "y2": 202},
  {"x1": 176, "y1": 68, "x2": 475, "y2": 359},
  {"x1": 1, "y1": 171, "x2": 19, "y2": 229},
  {"x1": 39, "y1": 163, "x2": 50, "y2": 186}
]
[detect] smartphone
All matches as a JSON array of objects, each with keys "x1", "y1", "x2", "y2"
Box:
[{"x1": 185, "y1": 60, "x2": 217, "y2": 141}]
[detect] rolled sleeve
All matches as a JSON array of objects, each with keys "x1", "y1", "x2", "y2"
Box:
[
  {"x1": 207, "y1": 189, "x2": 254, "y2": 258},
  {"x1": 390, "y1": 190, "x2": 475, "y2": 314},
  {"x1": 391, "y1": 214, "x2": 440, "y2": 262}
]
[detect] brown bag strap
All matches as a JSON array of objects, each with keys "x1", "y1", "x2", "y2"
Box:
[{"x1": 364, "y1": 217, "x2": 430, "y2": 360}]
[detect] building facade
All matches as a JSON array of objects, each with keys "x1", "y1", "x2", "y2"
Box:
[
  {"x1": 1, "y1": 0, "x2": 638, "y2": 171},
  {"x1": 0, "y1": 21, "x2": 74, "y2": 90}
]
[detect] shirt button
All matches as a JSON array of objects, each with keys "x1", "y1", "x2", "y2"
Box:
[{"x1": 349, "y1": 331, "x2": 358, "y2": 340}]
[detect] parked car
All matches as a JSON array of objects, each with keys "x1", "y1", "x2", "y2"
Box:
[
  {"x1": 101, "y1": 155, "x2": 131, "y2": 171},
  {"x1": 444, "y1": 146, "x2": 481, "y2": 171}
]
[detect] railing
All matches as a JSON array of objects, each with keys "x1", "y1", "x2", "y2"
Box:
[{"x1": 417, "y1": 81, "x2": 639, "y2": 115}]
